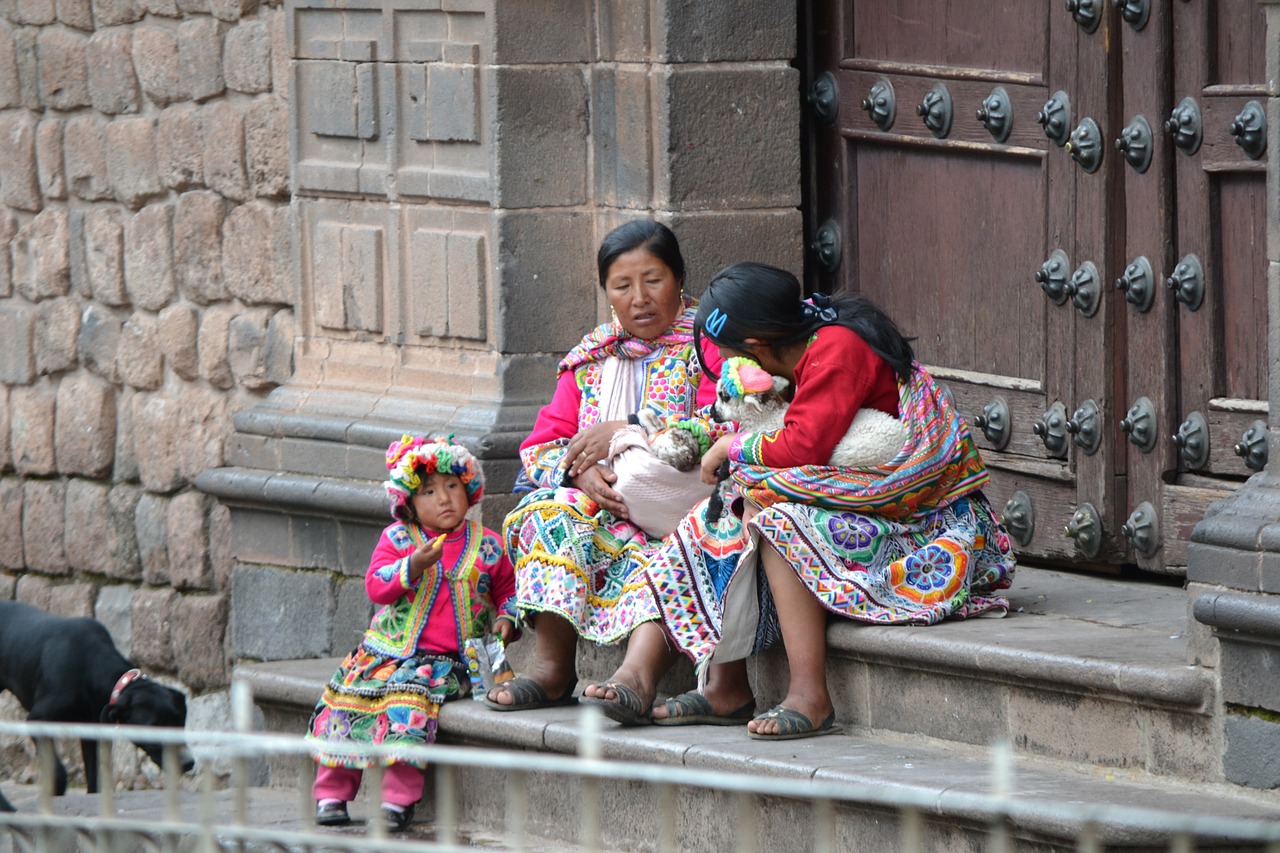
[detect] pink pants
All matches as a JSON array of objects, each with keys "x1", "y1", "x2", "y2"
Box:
[{"x1": 312, "y1": 763, "x2": 425, "y2": 808}]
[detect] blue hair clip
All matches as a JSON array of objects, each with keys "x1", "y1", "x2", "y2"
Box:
[{"x1": 705, "y1": 307, "x2": 728, "y2": 337}]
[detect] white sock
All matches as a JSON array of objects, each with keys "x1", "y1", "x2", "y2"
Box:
[
  {"x1": 318, "y1": 798, "x2": 344, "y2": 808},
  {"x1": 381, "y1": 802, "x2": 405, "y2": 813}
]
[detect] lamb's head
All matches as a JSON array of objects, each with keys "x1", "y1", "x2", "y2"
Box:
[{"x1": 713, "y1": 357, "x2": 789, "y2": 431}]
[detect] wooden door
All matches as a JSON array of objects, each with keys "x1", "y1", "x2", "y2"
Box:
[
  {"x1": 1159, "y1": 1, "x2": 1270, "y2": 571},
  {"x1": 802, "y1": 1, "x2": 1269, "y2": 571}
]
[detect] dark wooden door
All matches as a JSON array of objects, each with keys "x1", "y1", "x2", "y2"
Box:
[{"x1": 802, "y1": 1, "x2": 1269, "y2": 571}]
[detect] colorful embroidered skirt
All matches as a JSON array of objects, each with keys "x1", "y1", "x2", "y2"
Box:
[
  {"x1": 306, "y1": 647, "x2": 467, "y2": 769},
  {"x1": 504, "y1": 486, "x2": 663, "y2": 644},
  {"x1": 647, "y1": 491, "x2": 1016, "y2": 669}
]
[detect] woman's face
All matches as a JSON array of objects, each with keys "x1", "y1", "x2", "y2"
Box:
[{"x1": 604, "y1": 248, "x2": 683, "y2": 340}]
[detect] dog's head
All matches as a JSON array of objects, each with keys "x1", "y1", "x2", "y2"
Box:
[
  {"x1": 100, "y1": 672, "x2": 195, "y2": 775},
  {"x1": 713, "y1": 357, "x2": 789, "y2": 427}
]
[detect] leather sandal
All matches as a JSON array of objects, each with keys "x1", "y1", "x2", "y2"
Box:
[
  {"x1": 747, "y1": 706, "x2": 842, "y2": 741},
  {"x1": 483, "y1": 675, "x2": 578, "y2": 712},
  {"x1": 582, "y1": 680, "x2": 652, "y2": 726},
  {"x1": 652, "y1": 690, "x2": 755, "y2": 726}
]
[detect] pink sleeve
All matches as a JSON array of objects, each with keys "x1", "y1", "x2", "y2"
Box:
[
  {"x1": 518, "y1": 370, "x2": 584, "y2": 488},
  {"x1": 520, "y1": 371, "x2": 582, "y2": 451},
  {"x1": 365, "y1": 529, "x2": 416, "y2": 605}
]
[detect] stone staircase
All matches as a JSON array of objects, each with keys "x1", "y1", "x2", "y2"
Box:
[{"x1": 235, "y1": 566, "x2": 1280, "y2": 851}]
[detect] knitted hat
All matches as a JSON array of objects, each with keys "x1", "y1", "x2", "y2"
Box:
[
  {"x1": 384, "y1": 434, "x2": 484, "y2": 521},
  {"x1": 720, "y1": 357, "x2": 775, "y2": 399}
]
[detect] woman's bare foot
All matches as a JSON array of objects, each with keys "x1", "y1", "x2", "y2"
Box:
[
  {"x1": 485, "y1": 658, "x2": 575, "y2": 706},
  {"x1": 582, "y1": 666, "x2": 656, "y2": 708},
  {"x1": 651, "y1": 658, "x2": 753, "y2": 721},
  {"x1": 746, "y1": 693, "x2": 833, "y2": 736},
  {"x1": 650, "y1": 683, "x2": 755, "y2": 721}
]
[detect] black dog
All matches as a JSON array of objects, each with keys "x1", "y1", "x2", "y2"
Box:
[{"x1": 0, "y1": 601, "x2": 194, "y2": 796}]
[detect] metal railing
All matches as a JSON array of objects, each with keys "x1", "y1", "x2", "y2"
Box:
[{"x1": 2, "y1": 686, "x2": 1280, "y2": 853}]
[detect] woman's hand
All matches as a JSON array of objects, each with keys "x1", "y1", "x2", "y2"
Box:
[
  {"x1": 407, "y1": 534, "x2": 445, "y2": 584},
  {"x1": 701, "y1": 434, "x2": 737, "y2": 485},
  {"x1": 565, "y1": 419, "x2": 627, "y2": 477},
  {"x1": 494, "y1": 619, "x2": 515, "y2": 645},
  {"x1": 569, "y1": 463, "x2": 629, "y2": 519}
]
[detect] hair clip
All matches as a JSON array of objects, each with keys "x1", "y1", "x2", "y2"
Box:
[
  {"x1": 802, "y1": 294, "x2": 838, "y2": 323},
  {"x1": 705, "y1": 307, "x2": 728, "y2": 337}
]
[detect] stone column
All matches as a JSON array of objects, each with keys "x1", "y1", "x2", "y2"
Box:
[
  {"x1": 1185, "y1": 0, "x2": 1280, "y2": 790},
  {"x1": 198, "y1": 0, "x2": 802, "y2": 660}
]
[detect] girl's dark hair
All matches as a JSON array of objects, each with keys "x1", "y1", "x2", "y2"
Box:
[
  {"x1": 596, "y1": 221, "x2": 685, "y2": 289},
  {"x1": 694, "y1": 262, "x2": 916, "y2": 380}
]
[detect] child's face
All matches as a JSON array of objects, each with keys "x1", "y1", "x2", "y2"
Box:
[{"x1": 410, "y1": 472, "x2": 469, "y2": 532}]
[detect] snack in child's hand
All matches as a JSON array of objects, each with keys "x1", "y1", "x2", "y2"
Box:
[
  {"x1": 488, "y1": 635, "x2": 514, "y2": 685},
  {"x1": 432, "y1": 534, "x2": 446, "y2": 549},
  {"x1": 463, "y1": 634, "x2": 515, "y2": 699}
]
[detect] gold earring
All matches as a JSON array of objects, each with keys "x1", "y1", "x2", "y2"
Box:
[{"x1": 611, "y1": 307, "x2": 620, "y2": 324}]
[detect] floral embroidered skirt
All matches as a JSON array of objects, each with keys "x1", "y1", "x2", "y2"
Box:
[
  {"x1": 504, "y1": 486, "x2": 663, "y2": 645},
  {"x1": 647, "y1": 491, "x2": 1017, "y2": 668},
  {"x1": 306, "y1": 647, "x2": 467, "y2": 769}
]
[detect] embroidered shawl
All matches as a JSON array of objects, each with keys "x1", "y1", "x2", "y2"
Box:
[{"x1": 730, "y1": 364, "x2": 990, "y2": 520}]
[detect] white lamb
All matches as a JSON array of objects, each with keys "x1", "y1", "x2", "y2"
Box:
[
  {"x1": 709, "y1": 357, "x2": 907, "y2": 468},
  {"x1": 640, "y1": 357, "x2": 907, "y2": 472}
]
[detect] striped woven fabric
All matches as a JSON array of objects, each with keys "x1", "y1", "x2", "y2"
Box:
[{"x1": 730, "y1": 364, "x2": 988, "y2": 520}]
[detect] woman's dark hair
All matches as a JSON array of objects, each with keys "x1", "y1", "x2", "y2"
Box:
[
  {"x1": 694, "y1": 262, "x2": 916, "y2": 380},
  {"x1": 596, "y1": 221, "x2": 685, "y2": 289}
]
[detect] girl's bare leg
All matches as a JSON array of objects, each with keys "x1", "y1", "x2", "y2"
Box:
[
  {"x1": 486, "y1": 612, "x2": 577, "y2": 705},
  {"x1": 746, "y1": 537, "x2": 833, "y2": 735}
]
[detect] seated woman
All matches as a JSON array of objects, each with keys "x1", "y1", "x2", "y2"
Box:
[
  {"x1": 484, "y1": 221, "x2": 724, "y2": 714},
  {"x1": 585, "y1": 262, "x2": 1016, "y2": 739}
]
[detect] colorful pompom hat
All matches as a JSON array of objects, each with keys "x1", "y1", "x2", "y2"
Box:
[
  {"x1": 384, "y1": 434, "x2": 484, "y2": 520},
  {"x1": 720, "y1": 357, "x2": 776, "y2": 399}
]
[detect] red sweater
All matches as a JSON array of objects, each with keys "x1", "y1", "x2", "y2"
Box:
[{"x1": 732, "y1": 325, "x2": 899, "y2": 468}]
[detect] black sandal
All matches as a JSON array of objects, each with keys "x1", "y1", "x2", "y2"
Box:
[
  {"x1": 582, "y1": 680, "x2": 652, "y2": 726},
  {"x1": 652, "y1": 690, "x2": 755, "y2": 726},
  {"x1": 483, "y1": 675, "x2": 578, "y2": 712}
]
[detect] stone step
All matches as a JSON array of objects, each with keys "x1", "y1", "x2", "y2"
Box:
[
  {"x1": 240, "y1": 565, "x2": 1218, "y2": 784},
  {"x1": 815, "y1": 565, "x2": 1218, "y2": 781},
  {"x1": 5, "y1": 720, "x2": 1278, "y2": 853}
]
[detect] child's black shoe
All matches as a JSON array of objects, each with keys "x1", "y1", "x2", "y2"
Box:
[
  {"x1": 382, "y1": 804, "x2": 415, "y2": 833},
  {"x1": 315, "y1": 801, "x2": 350, "y2": 826}
]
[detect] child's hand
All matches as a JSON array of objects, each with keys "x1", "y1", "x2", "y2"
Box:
[
  {"x1": 701, "y1": 435, "x2": 736, "y2": 484},
  {"x1": 408, "y1": 534, "x2": 446, "y2": 582},
  {"x1": 494, "y1": 619, "x2": 515, "y2": 645}
]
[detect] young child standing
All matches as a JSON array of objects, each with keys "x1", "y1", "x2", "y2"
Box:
[{"x1": 306, "y1": 435, "x2": 518, "y2": 832}]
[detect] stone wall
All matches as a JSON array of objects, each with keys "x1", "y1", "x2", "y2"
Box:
[
  {"x1": 198, "y1": 0, "x2": 803, "y2": 668},
  {"x1": 0, "y1": 0, "x2": 804, "y2": 785},
  {"x1": 0, "y1": 0, "x2": 291, "y2": 729}
]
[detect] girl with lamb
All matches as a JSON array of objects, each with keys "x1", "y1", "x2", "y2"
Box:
[{"x1": 584, "y1": 262, "x2": 1016, "y2": 739}]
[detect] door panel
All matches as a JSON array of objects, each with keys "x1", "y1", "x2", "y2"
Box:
[
  {"x1": 1162, "y1": 0, "x2": 1269, "y2": 563},
  {"x1": 1118, "y1": 1, "x2": 1175, "y2": 573},
  {"x1": 850, "y1": 2, "x2": 1048, "y2": 75},
  {"x1": 804, "y1": 0, "x2": 1268, "y2": 572},
  {"x1": 852, "y1": 146, "x2": 1045, "y2": 379},
  {"x1": 1217, "y1": 176, "x2": 1267, "y2": 400}
]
